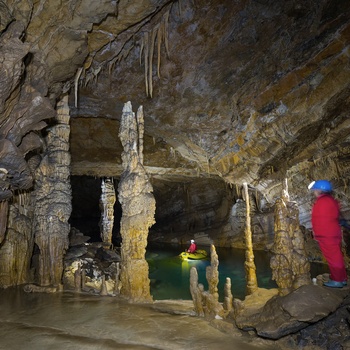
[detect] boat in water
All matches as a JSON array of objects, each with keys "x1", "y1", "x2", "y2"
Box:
[{"x1": 179, "y1": 249, "x2": 208, "y2": 260}]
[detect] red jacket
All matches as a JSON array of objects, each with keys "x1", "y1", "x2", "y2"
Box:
[
  {"x1": 188, "y1": 243, "x2": 197, "y2": 253},
  {"x1": 311, "y1": 194, "x2": 341, "y2": 238}
]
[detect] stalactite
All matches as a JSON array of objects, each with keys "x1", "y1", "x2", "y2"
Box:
[
  {"x1": 243, "y1": 182, "x2": 258, "y2": 295},
  {"x1": 157, "y1": 22, "x2": 163, "y2": 78},
  {"x1": 148, "y1": 27, "x2": 157, "y2": 98},
  {"x1": 137, "y1": 106, "x2": 144, "y2": 165},
  {"x1": 139, "y1": 9, "x2": 171, "y2": 97},
  {"x1": 142, "y1": 32, "x2": 149, "y2": 96},
  {"x1": 74, "y1": 67, "x2": 83, "y2": 108}
]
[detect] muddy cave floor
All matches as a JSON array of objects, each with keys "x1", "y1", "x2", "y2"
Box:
[{"x1": 0, "y1": 287, "x2": 280, "y2": 350}]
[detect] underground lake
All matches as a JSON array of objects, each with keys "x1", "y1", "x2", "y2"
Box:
[{"x1": 146, "y1": 243, "x2": 329, "y2": 301}]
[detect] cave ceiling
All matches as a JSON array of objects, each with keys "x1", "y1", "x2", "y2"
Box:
[{"x1": 1, "y1": 0, "x2": 350, "y2": 204}]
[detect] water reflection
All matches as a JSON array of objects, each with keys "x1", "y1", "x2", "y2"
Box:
[{"x1": 147, "y1": 244, "x2": 278, "y2": 301}]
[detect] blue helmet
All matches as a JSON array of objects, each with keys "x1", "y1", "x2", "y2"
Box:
[{"x1": 308, "y1": 180, "x2": 332, "y2": 192}]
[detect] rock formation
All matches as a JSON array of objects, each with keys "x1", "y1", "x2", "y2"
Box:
[
  {"x1": 270, "y1": 179, "x2": 311, "y2": 296},
  {"x1": 32, "y1": 96, "x2": 71, "y2": 286},
  {"x1": 0, "y1": 0, "x2": 350, "y2": 347},
  {"x1": 99, "y1": 177, "x2": 116, "y2": 245},
  {"x1": 243, "y1": 182, "x2": 258, "y2": 295},
  {"x1": 190, "y1": 245, "x2": 224, "y2": 318},
  {"x1": 118, "y1": 102, "x2": 155, "y2": 302}
]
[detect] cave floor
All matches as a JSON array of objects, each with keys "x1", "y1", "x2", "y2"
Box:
[{"x1": 0, "y1": 287, "x2": 279, "y2": 350}]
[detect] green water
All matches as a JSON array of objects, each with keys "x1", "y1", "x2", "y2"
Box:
[{"x1": 146, "y1": 244, "x2": 278, "y2": 301}]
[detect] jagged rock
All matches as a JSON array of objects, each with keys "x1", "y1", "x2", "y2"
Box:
[
  {"x1": 69, "y1": 227, "x2": 90, "y2": 247},
  {"x1": 237, "y1": 285, "x2": 348, "y2": 340},
  {"x1": 65, "y1": 245, "x2": 88, "y2": 260}
]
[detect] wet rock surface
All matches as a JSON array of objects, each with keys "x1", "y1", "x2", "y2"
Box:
[
  {"x1": 235, "y1": 285, "x2": 350, "y2": 349},
  {"x1": 0, "y1": 287, "x2": 277, "y2": 350}
]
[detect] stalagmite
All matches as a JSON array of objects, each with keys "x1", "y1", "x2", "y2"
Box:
[
  {"x1": 204, "y1": 245, "x2": 225, "y2": 317},
  {"x1": 114, "y1": 262, "x2": 121, "y2": 295},
  {"x1": 270, "y1": 179, "x2": 311, "y2": 296},
  {"x1": 190, "y1": 245, "x2": 224, "y2": 318},
  {"x1": 99, "y1": 178, "x2": 116, "y2": 245},
  {"x1": 0, "y1": 191, "x2": 34, "y2": 287},
  {"x1": 190, "y1": 266, "x2": 205, "y2": 317},
  {"x1": 100, "y1": 275, "x2": 108, "y2": 296},
  {"x1": 74, "y1": 264, "x2": 82, "y2": 292},
  {"x1": 243, "y1": 182, "x2": 258, "y2": 295},
  {"x1": 32, "y1": 95, "x2": 71, "y2": 286},
  {"x1": 81, "y1": 269, "x2": 86, "y2": 290},
  {"x1": 223, "y1": 277, "x2": 233, "y2": 312},
  {"x1": 118, "y1": 101, "x2": 155, "y2": 303}
]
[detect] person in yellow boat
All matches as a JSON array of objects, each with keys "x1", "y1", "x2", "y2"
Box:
[{"x1": 187, "y1": 239, "x2": 197, "y2": 253}]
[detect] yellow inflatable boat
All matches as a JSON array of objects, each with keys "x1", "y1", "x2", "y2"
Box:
[{"x1": 179, "y1": 249, "x2": 208, "y2": 260}]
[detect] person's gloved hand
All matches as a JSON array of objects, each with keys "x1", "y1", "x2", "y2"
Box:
[{"x1": 339, "y1": 219, "x2": 350, "y2": 229}]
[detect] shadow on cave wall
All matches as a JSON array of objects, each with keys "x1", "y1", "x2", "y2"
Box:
[
  {"x1": 70, "y1": 176, "x2": 122, "y2": 245},
  {"x1": 70, "y1": 176, "x2": 239, "y2": 246}
]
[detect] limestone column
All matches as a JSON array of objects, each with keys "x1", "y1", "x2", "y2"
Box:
[
  {"x1": 0, "y1": 191, "x2": 34, "y2": 287},
  {"x1": 32, "y1": 95, "x2": 71, "y2": 286},
  {"x1": 270, "y1": 179, "x2": 311, "y2": 296},
  {"x1": 99, "y1": 177, "x2": 116, "y2": 244},
  {"x1": 243, "y1": 182, "x2": 258, "y2": 295},
  {"x1": 118, "y1": 101, "x2": 155, "y2": 303}
]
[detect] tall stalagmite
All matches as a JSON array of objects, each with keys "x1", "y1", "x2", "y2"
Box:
[
  {"x1": 243, "y1": 182, "x2": 258, "y2": 295},
  {"x1": 270, "y1": 179, "x2": 311, "y2": 296},
  {"x1": 99, "y1": 177, "x2": 116, "y2": 244},
  {"x1": 32, "y1": 95, "x2": 71, "y2": 286},
  {"x1": 118, "y1": 101, "x2": 155, "y2": 303}
]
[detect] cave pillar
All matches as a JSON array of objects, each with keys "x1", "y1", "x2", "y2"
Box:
[
  {"x1": 243, "y1": 182, "x2": 258, "y2": 295},
  {"x1": 0, "y1": 192, "x2": 34, "y2": 287},
  {"x1": 270, "y1": 179, "x2": 311, "y2": 296},
  {"x1": 32, "y1": 95, "x2": 71, "y2": 286},
  {"x1": 99, "y1": 177, "x2": 116, "y2": 244},
  {"x1": 0, "y1": 200, "x2": 8, "y2": 243},
  {"x1": 118, "y1": 101, "x2": 155, "y2": 303}
]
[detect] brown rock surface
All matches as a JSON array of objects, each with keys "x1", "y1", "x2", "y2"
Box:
[
  {"x1": 236, "y1": 284, "x2": 348, "y2": 340},
  {"x1": 1, "y1": 0, "x2": 350, "y2": 347}
]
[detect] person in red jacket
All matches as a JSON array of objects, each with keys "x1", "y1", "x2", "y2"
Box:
[
  {"x1": 309, "y1": 180, "x2": 347, "y2": 288},
  {"x1": 187, "y1": 239, "x2": 197, "y2": 253}
]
